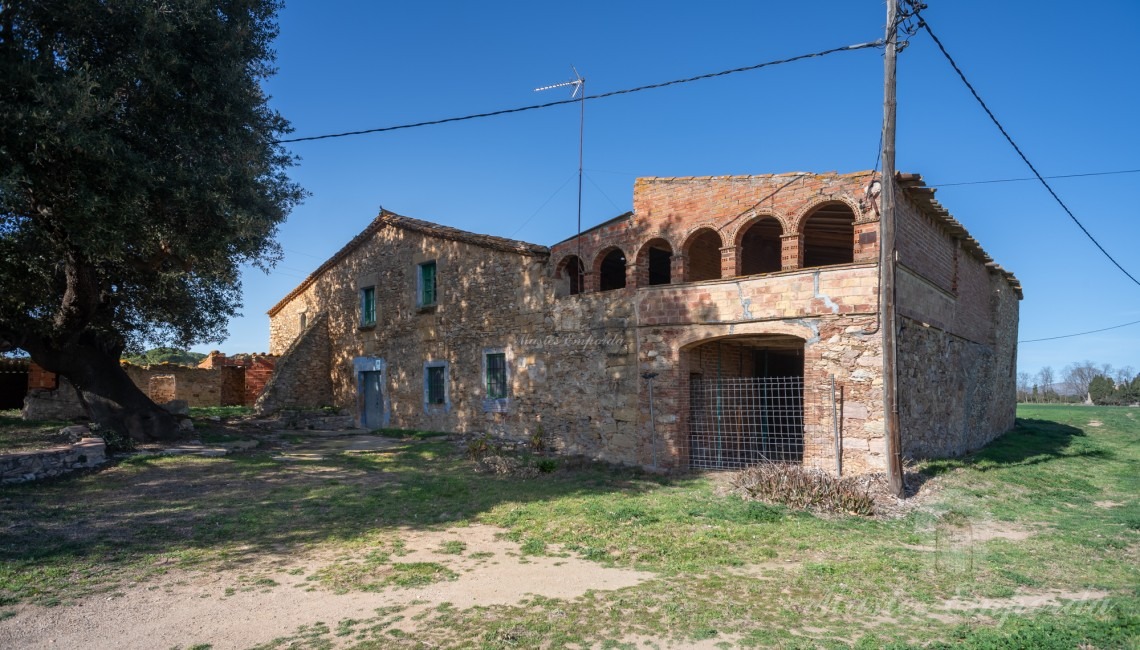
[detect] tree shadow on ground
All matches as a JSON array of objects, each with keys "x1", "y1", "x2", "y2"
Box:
[
  {"x1": 921, "y1": 417, "x2": 1107, "y2": 478},
  {"x1": 0, "y1": 438, "x2": 699, "y2": 578}
]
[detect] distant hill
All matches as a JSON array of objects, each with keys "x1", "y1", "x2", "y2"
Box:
[{"x1": 121, "y1": 347, "x2": 207, "y2": 367}]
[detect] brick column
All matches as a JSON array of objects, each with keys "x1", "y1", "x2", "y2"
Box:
[
  {"x1": 626, "y1": 262, "x2": 639, "y2": 289},
  {"x1": 583, "y1": 271, "x2": 598, "y2": 293},
  {"x1": 853, "y1": 222, "x2": 879, "y2": 263},
  {"x1": 720, "y1": 245, "x2": 740, "y2": 278},
  {"x1": 671, "y1": 254, "x2": 687, "y2": 283},
  {"x1": 780, "y1": 234, "x2": 803, "y2": 271}
]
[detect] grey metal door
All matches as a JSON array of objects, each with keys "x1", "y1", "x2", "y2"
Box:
[{"x1": 360, "y1": 370, "x2": 384, "y2": 429}]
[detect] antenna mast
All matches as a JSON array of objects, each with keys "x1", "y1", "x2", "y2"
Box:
[{"x1": 536, "y1": 66, "x2": 586, "y2": 291}]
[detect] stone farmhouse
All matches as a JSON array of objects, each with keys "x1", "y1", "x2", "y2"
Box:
[{"x1": 259, "y1": 171, "x2": 1021, "y2": 474}]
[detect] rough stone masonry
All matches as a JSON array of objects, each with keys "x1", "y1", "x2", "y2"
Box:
[{"x1": 259, "y1": 170, "x2": 1021, "y2": 474}]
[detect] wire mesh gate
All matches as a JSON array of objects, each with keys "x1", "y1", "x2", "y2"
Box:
[{"x1": 689, "y1": 376, "x2": 804, "y2": 470}]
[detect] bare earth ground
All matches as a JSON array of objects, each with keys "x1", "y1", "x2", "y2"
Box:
[
  {"x1": 2, "y1": 524, "x2": 655, "y2": 649},
  {"x1": 0, "y1": 410, "x2": 1131, "y2": 649}
]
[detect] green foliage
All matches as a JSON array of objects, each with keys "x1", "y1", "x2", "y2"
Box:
[
  {"x1": 93, "y1": 425, "x2": 136, "y2": 454},
  {"x1": 121, "y1": 347, "x2": 206, "y2": 367},
  {"x1": 1087, "y1": 375, "x2": 1116, "y2": 405},
  {"x1": 529, "y1": 424, "x2": 546, "y2": 452},
  {"x1": 188, "y1": 406, "x2": 253, "y2": 419},
  {"x1": 0, "y1": 0, "x2": 304, "y2": 381}
]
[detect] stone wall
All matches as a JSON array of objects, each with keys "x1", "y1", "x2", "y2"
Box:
[
  {"x1": 22, "y1": 376, "x2": 87, "y2": 420},
  {"x1": 892, "y1": 179, "x2": 1021, "y2": 458},
  {"x1": 122, "y1": 364, "x2": 223, "y2": 407},
  {"x1": 255, "y1": 312, "x2": 333, "y2": 413},
  {"x1": 262, "y1": 171, "x2": 1019, "y2": 473},
  {"x1": 0, "y1": 437, "x2": 106, "y2": 483},
  {"x1": 196, "y1": 352, "x2": 278, "y2": 405}
]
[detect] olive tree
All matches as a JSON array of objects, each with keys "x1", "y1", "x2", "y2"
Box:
[{"x1": 0, "y1": 0, "x2": 303, "y2": 439}]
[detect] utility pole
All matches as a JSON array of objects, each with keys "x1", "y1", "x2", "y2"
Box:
[{"x1": 881, "y1": 0, "x2": 905, "y2": 498}]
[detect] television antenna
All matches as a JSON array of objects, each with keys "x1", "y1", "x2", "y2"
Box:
[{"x1": 536, "y1": 66, "x2": 586, "y2": 291}]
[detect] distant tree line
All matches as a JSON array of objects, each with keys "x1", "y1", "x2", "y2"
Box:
[
  {"x1": 1017, "y1": 361, "x2": 1139, "y2": 406},
  {"x1": 120, "y1": 347, "x2": 207, "y2": 368}
]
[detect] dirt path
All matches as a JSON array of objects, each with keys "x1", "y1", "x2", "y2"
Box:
[{"x1": 0, "y1": 524, "x2": 653, "y2": 649}]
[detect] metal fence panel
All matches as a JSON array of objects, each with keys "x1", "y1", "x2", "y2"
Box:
[{"x1": 689, "y1": 376, "x2": 804, "y2": 470}]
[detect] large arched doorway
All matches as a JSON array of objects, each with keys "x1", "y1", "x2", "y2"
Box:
[{"x1": 685, "y1": 335, "x2": 805, "y2": 469}]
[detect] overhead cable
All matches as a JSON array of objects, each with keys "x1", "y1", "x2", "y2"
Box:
[
  {"x1": 1020, "y1": 318, "x2": 1140, "y2": 343},
  {"x1": 274, "y1": 41, "x2": 883, "y2": 144},
  {"x1": 932, "y1": 168, "x2": 1140, "y2": 188},
  {"x1": 912, "y1": 7, "x2": 1140, "y2": 289}
]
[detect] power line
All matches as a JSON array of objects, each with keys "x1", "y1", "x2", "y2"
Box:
[
  {"x1": 274, "y1": 41, "x2": 883, "y2": 144},
  {"x1": 912, "y1": 7, "x2": 1140, "y2": 289},
  {"x1": 932, "y1": 168, "x2": 1140, "y2": 188},
  {"x1": 1020, "y1": 318, "x2": 1140, "y2": 343}
]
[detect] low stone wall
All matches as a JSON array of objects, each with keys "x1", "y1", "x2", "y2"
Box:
[
  {"x1": 0, "y1": 437, "x2": 107, "y2": 484},
  {"x1": 22, "y1": 377, "x2": 87, "y2": 420}
]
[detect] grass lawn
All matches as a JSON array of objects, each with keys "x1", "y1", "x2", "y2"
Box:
[
  {"x1": 0, "y1": 405, "x2": 1137, "y2": 648},
  {"x1": 0, "y1": 409, "x2": 71, "y2": 452}
]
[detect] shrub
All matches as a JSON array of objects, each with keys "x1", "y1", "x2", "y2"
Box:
[
  {"x1": 730, "y1": 463, "x2": 874, "y2": 516},
  {"x1": 91, "y1": 424, "x2": 135, "y2": 454}
]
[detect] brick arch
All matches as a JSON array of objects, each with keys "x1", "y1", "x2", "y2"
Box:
[
  {"x1": 797, "y1": 200, "x2": 857, "y2": 269},
  {"x1": 554, "y1": 254, "x2": 585, "y2": 296},
  {"x1": 728, "y1": 210, "x2": 792, "y2": 245},
  {"x1": 635, "y1": 237, "x2": 676, "y2": 287},
  {"x1": 791, "y1": 195, "x2": 863, "y2": 233},
  {"x1": 593, "y1": 246, "x2": 628, "y2": 292},
  {"x1": 734, "y1": 214, "x2": 784, "y2": 276},
  {"x1": 681, "y1": 227, "x2": 724, "y2": 282}
]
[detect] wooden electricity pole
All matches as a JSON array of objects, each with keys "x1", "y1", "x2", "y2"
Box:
[{"x1": 881, "y1": 0, "x2": 905, "y2": 498}]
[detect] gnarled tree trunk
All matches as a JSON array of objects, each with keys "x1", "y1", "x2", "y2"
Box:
[{"x1": 19, "y1": 335, "x2": 182, "y2": 442}]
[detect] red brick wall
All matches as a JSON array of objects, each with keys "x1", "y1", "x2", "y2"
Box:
[
  {"x1": 551, "y1": 172, "x2": 879, "y2": 292},
  {"x1": 27, "y1": 363, "x2": 58, "y2": 391}
]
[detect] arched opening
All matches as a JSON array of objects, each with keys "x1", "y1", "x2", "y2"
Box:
[
  {"x1": 557, "y1": 255, "x2": 585, "y2": 296},
  {"x1": 685, "y1": 334, "x2": 806, "y2": 469},
  {"x1": 638, "y1": 238, "x2": 673, "y2": 286},
  {"x1": 597, "y1": 248, "x2": 627, "y2": 291},
  {"x1": 802, "y1": 202, "x2": 855, "y2": 268},
  {"x1": 737, "y1": 217, "x2": 783, "y2": 276},
  {"x1": 685, "y1": 228, "x2": 722, "y2": 282}
]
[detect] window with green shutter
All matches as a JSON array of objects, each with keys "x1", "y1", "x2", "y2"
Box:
[
  {"x1": 360, "y1": 286, "x2": 376, "y2": 326},
  {"x1": 418, "y1": 261, "x2": 437, "y2": 307},
  {"x1": 485, "y1": 352, "x2": 507, "y2": 399}
]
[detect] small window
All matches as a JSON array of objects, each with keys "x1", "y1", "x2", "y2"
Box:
[
  {"x1": 360, "y1": 287, "x2": 376, "y2": 326},
  {"x1": 485, "y1": 352, "x2": 507, "y2": 399},
  {"x1": 299, "y1": 312, "x2": 308, "y2": 331},
  {"x1": 418, "y1": 261, "x2": 437, "y2": 307},
  {"x1": 425, "y1": 362, "x2": 448, "y2": 408}
]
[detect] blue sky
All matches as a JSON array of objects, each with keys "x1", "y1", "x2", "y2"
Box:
[{"x1": 200, "y1": 0, "x2": 1140, "y2": 381}]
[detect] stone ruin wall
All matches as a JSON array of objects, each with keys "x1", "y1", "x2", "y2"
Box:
[{"x1": 893, "y1": 187, "x2": 1020, "y2": 458}]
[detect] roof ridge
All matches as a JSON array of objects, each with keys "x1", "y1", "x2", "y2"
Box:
[{"x1": 267, "y1": 209, "x2": 548, "y2": 317}]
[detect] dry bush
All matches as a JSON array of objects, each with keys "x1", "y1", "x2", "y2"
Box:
[
  {"x1": 730, "y1": 463, "x2": 875, "y2": 516},
  {"x1": 474, "y1": 454, "x2": 539, "y2": 479}
]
